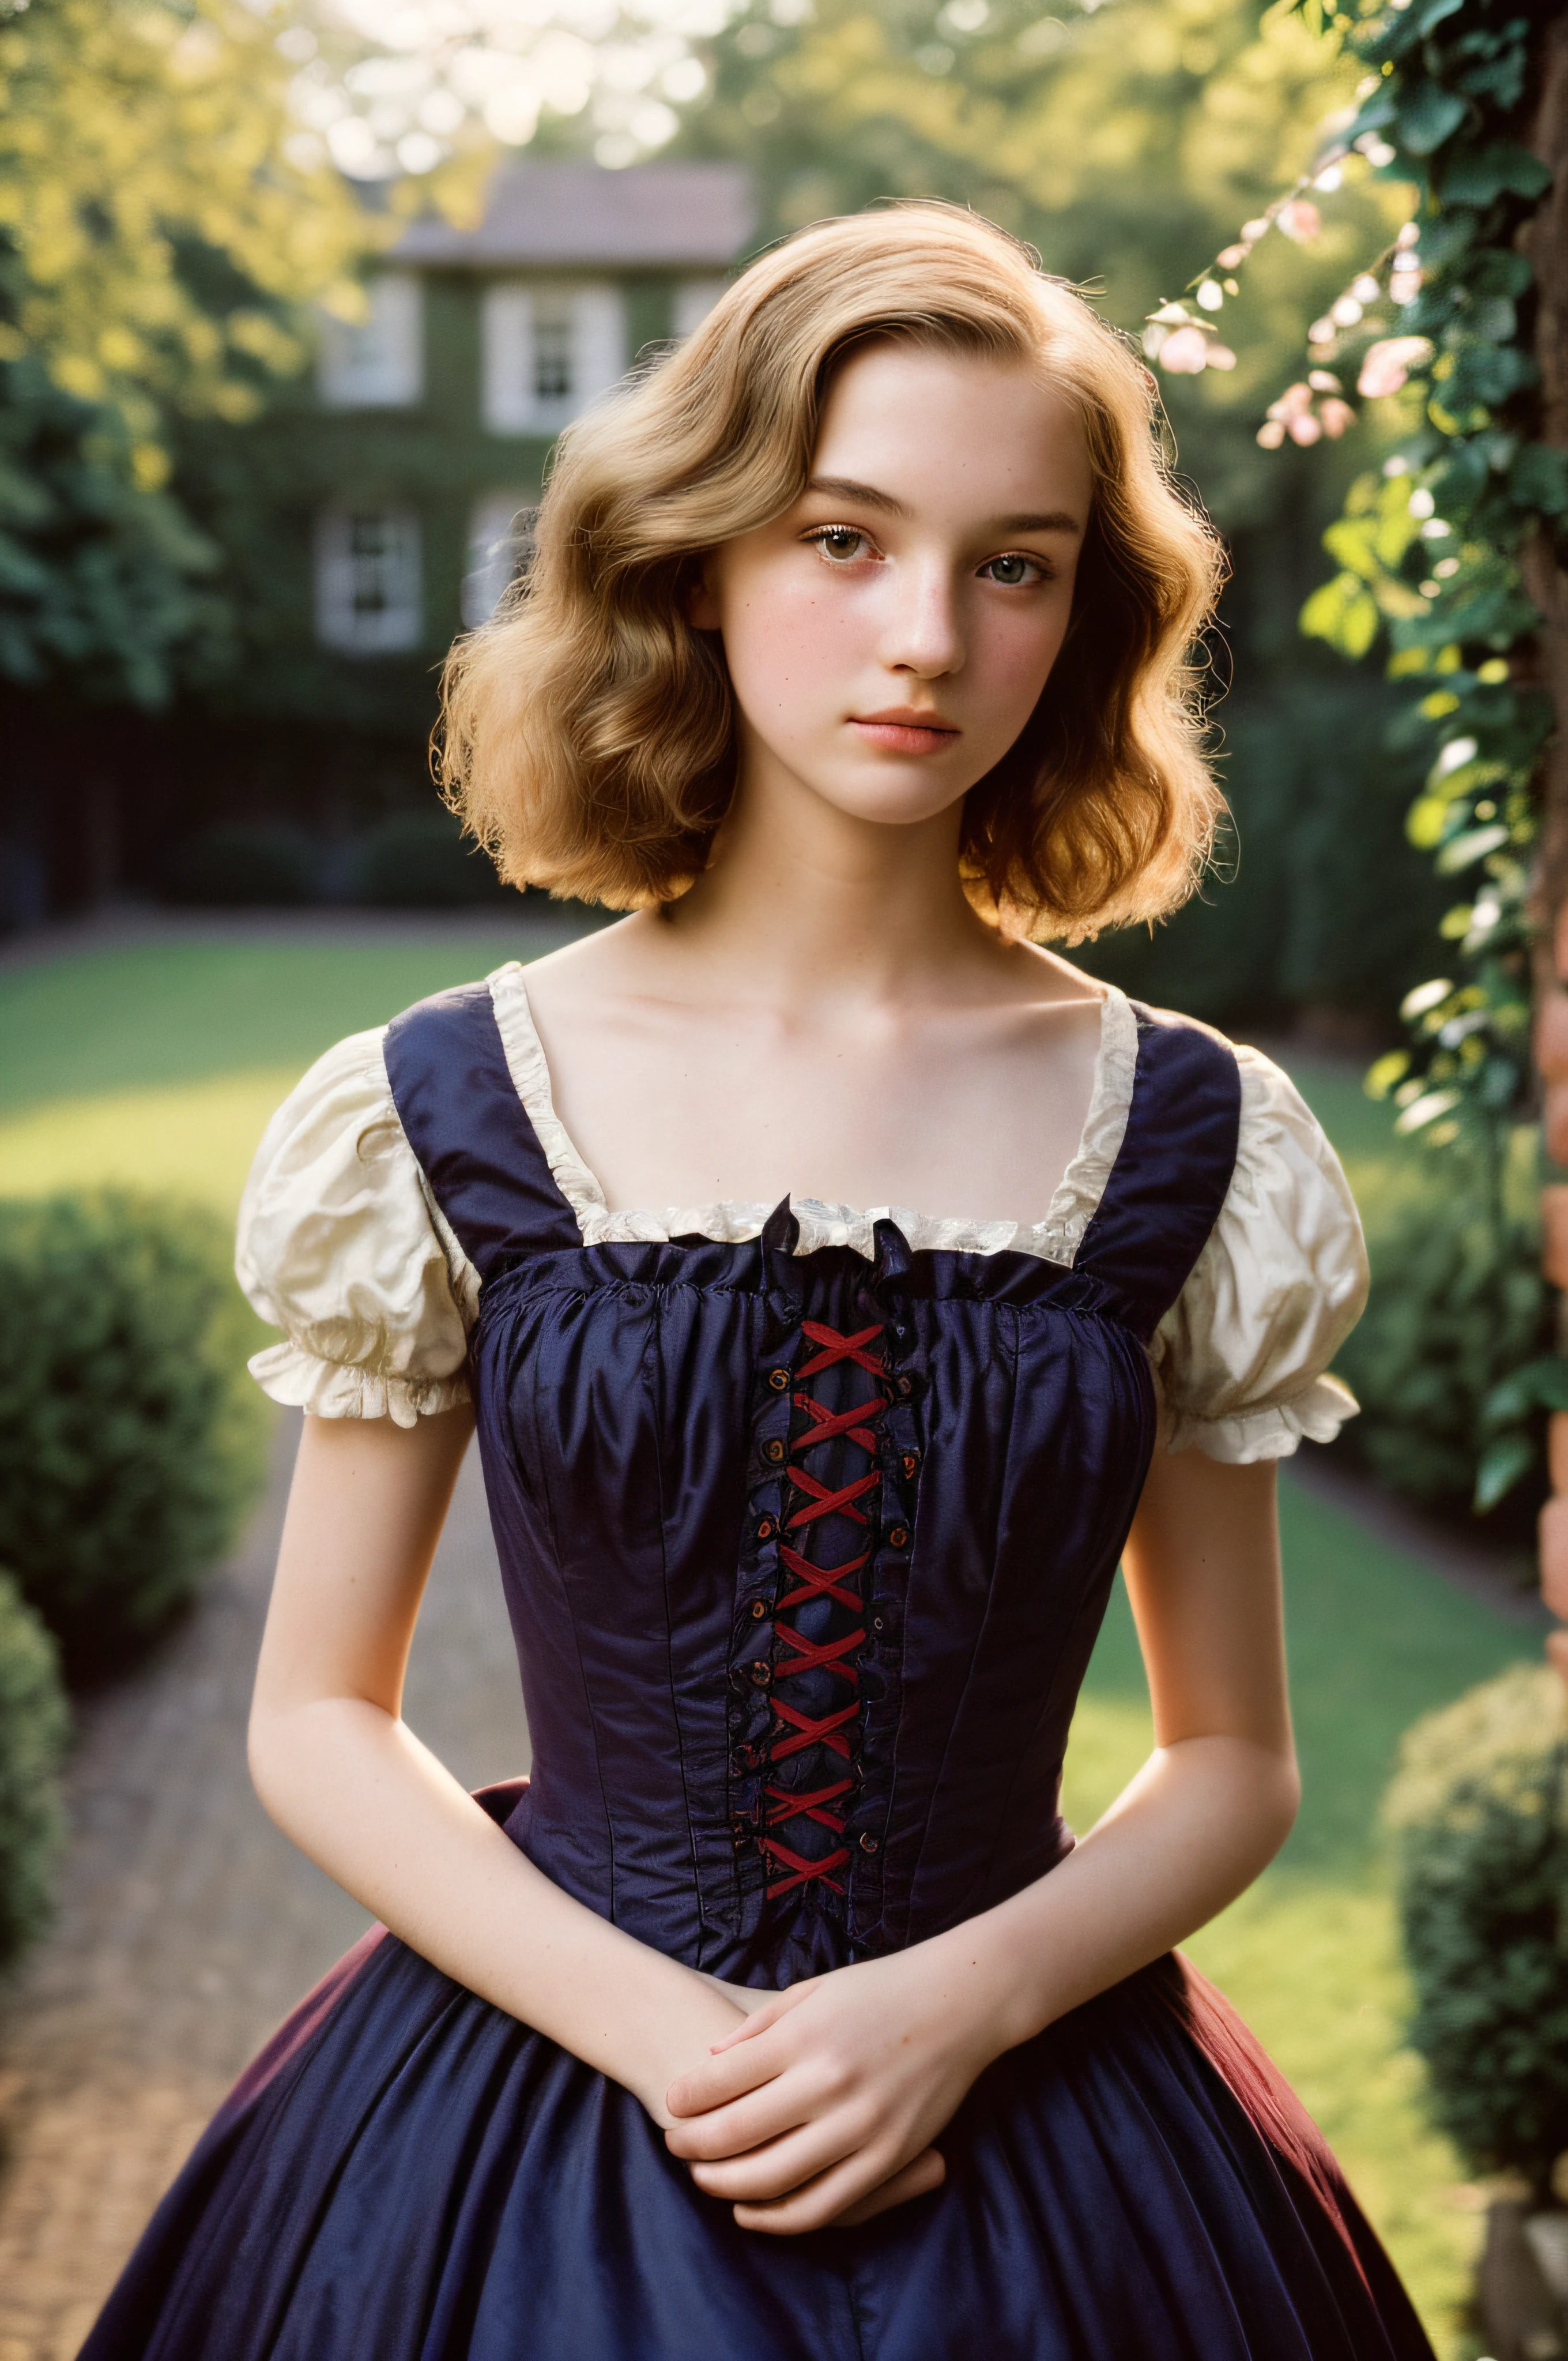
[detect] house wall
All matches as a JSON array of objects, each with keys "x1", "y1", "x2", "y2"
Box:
[{"x1": 178, "y1": 269, "x2": 684, "y2": 746}]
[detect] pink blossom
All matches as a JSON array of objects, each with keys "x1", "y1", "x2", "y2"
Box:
[
  {"x1": 1158, "y1": 326, "x2": 1212, "y2": 374},
  {"x1": 1256, "y1": 419, "x2": 1287, "y2": 449},
  {"x1": 1357, "y1": 336, "x2": 1433, "y2": 398},
  {"x1": 1318, "y1": 398, "x2": 1356, "y2": 437},
  {"x1": 1267, "y1": 381, "x2": 1314, "y2": 422},
  {"x1": 1277, "y1": 199, "x2": 1321, "y2": 244},
  {"x1": 1287, "y1": 411, "x2": 1323, "y2": 446}
]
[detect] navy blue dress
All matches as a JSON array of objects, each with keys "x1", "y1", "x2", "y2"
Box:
[{"x1": 82, "y1": 986, "x2": 1434, "y2": 2361}]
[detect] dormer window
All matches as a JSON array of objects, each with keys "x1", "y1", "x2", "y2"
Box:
[
  {"x1": 481, "y1": 282, "x2": 627, "y2": 435},
  {"x1": 318, "y1": 274, "x2": 423, "y2": 410}
]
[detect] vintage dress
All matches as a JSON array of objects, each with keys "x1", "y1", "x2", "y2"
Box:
[{"x1": 80, "y1": 966, "x2": 1435, "y2": 2361}]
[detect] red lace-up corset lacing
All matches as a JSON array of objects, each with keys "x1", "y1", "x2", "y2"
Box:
[{"x1": 760, "y1": 1320, "x2": 884, "y2": 1898}]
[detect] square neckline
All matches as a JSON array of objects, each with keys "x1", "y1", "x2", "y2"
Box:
[{"x1": 483, "y1": 963, "x2": 1141, "y2": 1270}]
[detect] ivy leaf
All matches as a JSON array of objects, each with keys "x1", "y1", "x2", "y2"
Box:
[
  {"x1": 1483, "y1": 1356, "x2": 1568, "y2": 1423},
  {"x1": 1509, "y1": 444, "x2": 1568, "y2": 518},
  {"x1": 1436, "y1": 823, "x2": 1509, "y2": 874},
  {"x1": 1449, "y1": 344, "x2": 1536, "y2": 406},
  {"x1": 1396, "y1": 82, "x2": 1470, "y2": 154},
  {"x1": 1439, "y1": 141, "x2": 1554, "y2": 204},
  {"x1": 1473, "y1": 1430, "x2": 1535, "y2": 1511},
  {"x1": 1301, "y1": 572, "x2": 1380, "y2": 657},
  {"x1": 1433, "y1": 442, "x2": 1490, "y2": 506},
  {"x1": 1471, "y1": 250, "x2": 1535, "y2": 300}
]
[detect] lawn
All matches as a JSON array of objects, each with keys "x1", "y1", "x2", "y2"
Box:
[{"x1": 0, "y1": 932, "x2": 1541, "y2": 2356}]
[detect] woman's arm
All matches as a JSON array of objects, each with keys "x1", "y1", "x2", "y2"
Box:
[
  {"x1": 248, "y1": 1411, "x2": 747, "y2": 2122},
  {"x1": 664, "y1": 1447, "x2": 1299, "y2": 2232}
]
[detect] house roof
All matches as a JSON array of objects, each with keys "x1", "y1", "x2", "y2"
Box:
[{"x1": 394, "y1": 160, "x2": 757, "y2": 271}]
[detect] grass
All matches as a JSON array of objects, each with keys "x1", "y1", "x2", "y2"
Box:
[{"x1": 0, "y1": 931, "x2": 1543, "y2": 2355}]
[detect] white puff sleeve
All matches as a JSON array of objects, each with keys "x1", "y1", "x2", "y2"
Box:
[
  {"x1": 1151, "y1": 1045, "x2": 1369, "y2": 1464},
  {"x1": 235, "y1": 1029, "x2": 480, "y2": 1427}
]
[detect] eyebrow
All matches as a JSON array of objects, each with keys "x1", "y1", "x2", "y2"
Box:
[{"x1": 804, "y1": 476, "x2": 1082, "y2": 535}]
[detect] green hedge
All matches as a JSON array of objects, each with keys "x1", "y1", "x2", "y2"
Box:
[
  {"x1": 1384, "y1": 1665, "x2": 1568, "y2": 2198},
  {"x1": 0, "y1": 1193, "x2": 270, "y2": 1673},
  {"x1": 1335, "y1": 1174, "x2": 1549, "y2": 1515},
  {"x1": 0, "y1": 1566, "x2": 69, "y2": 1972}
]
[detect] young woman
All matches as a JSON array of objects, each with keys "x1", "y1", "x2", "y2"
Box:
[{"x1": 83, "y1": 206, "x2": 1433, "y2": 2359}]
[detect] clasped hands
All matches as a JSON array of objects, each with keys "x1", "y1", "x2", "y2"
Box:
[{"x1": 659, "y1": 1943, "x2": 1007, "y2": 2236}]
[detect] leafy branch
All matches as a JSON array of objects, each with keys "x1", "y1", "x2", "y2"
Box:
[{"x1": 1148, "y1": 0, "x2": 1565, "y2": 1511}]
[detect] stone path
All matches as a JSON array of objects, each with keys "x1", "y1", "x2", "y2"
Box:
[{"x1": 0, "y1": 1415, "x2": 525, "y2": 2361}]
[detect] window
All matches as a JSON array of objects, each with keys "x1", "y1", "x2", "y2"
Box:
[
  {"x1": 462, "y1": 494, "x2": 533, "y2": 629},
  {"x1": 672, "y1": 278, "x2": 729, "y2": 339},
  {"x1": 317, "y1": 273, "x2": 424, "y2": 409},
  {"x1": 315, "y1": 508, "x2": 423, "y2": 654},
  {"x1": 481, "y1": 283, "x2": 626, "y2": 435}
]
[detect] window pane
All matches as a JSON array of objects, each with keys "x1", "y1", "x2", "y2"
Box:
[
  {"x1": 318, "y1": 274, "x2": 423, "y2": 409},
  {"x1": 315, "y1": 508, "x2": 423, "y2": 654},
  {"x1": 532, "y1": 303, "x2": 574, "y2": 403},
  {"x1": 481, "y1": 281, "x2": 625, "y2": 434}
]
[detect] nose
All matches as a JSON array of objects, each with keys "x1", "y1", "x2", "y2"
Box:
[{"x1": 877, "y1": 555, "x2": 964, "y2": 680}]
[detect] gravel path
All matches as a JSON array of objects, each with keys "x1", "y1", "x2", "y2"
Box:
[{"x1": 0, "y1": 1415, "x2": 525, "y2": 2361}]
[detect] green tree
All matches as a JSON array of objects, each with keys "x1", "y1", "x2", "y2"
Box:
[{"x1": 0, "y1": 0, "x2": 371, "y2": 705}]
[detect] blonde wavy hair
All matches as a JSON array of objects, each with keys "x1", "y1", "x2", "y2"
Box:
[{"x1": 438, "y1": 203, "x2": 1225, "y2": 939}]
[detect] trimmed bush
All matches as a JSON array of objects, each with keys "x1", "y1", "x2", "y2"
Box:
[
  {"x1": 1336, "y1": 1179, "x2": 1549, "y2": 1513},
  {"x1": 0, "y1": 1567, "x2": 69, "y2": 1972},
  {"x1": 1384, "y1": 1665, "x2": 1568, "y2": 2198},
  {"x1": 0, "y1": 1193, "x2": 271, "y2": 1673}
]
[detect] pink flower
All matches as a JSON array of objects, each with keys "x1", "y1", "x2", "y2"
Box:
[
  {"x1": 1267, "y1": 381, "x2": 1314, "y2": 422},
  {"x1": 1158, "y1": 326, "x2": 1212, "y2": 375},
  {"x1": 1357, "y1": 335, "x2": 1433, "y2": 398},
  {"x1": 1288, "y1": 412, "x2": 1323, "y2": 446},
  {"x1": 1318, "y1": 398, "x2": 1356, "y2": 437},
  {"x1": 1257, "y1": 419, "x2": 1287, "y2": 448},
  {"x1": 1277, "y1": 199, "x2": 1322, "y2": 244}
]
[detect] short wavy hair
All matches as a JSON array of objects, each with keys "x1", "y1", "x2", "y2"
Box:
[{"x1": 438, "y1": 203, "x2": 1226, "y2": 940}]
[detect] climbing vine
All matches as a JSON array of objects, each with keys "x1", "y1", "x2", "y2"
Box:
[{"x1": 1149, "y1": 0, "x2": 1566, "y2": 1510}]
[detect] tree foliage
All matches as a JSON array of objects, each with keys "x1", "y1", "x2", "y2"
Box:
[
  {"x1": 0, "y1": 0, "x2": 371, "y2": 703},
  {"x1": 687, "y1": 0, "x2": 1408, "y2": 525}
]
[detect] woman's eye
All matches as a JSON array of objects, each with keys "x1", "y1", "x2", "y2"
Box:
[
  {"x1": 809, "y1": 527, "x2": 874, "y2": 564},
  {"x1": 980, "y1": 553, "x2": 1046, "y2": 587}
]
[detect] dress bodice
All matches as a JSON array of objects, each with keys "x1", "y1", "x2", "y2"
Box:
[{"x1": 376, "y1": 979, "x2": 1243, "y2": 1983}]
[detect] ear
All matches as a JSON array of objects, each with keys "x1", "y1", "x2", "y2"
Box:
[{"x1": 686, "y1": 555, "x2": 722, "y2": 633}]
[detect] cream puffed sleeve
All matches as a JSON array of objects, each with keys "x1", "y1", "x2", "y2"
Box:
[
  {"x1": 1150, "y1": 1044, "x2": 1369, "y2": 1464},
  {"x1": 235, "y1": 1029, "x2": 480, "y2": 1427}
]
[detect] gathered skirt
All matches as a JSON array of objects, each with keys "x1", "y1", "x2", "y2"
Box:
[{"x1": 79, "y1": 1922, "x2": 1434, "y2": 2361}]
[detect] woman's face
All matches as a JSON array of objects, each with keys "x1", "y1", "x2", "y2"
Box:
[{"x1": 692, "y1": 339, "x2": 1093, "y2": 831}]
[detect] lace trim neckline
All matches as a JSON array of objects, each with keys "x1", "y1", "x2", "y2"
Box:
[{"x1": 484, "y1": 961, "x2": 1139, "y2": 1269}]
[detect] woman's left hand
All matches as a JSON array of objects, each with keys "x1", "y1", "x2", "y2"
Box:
[{"x1": 662, "y1": 1943, "x2": 1004, "y2": 2234}]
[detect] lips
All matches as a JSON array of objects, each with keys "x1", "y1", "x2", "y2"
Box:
[{"x1": 849, "y1": 709, "x2": 960, "y2": 755}]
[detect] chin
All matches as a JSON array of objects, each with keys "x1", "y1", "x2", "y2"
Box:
[{"x1": 811, "y1": 767, "x2": 972, "y2": 831}]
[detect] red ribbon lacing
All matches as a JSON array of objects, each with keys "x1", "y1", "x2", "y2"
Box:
[{"x1": 759, "y1": 1321, "x2": 884, "y2": 1898}]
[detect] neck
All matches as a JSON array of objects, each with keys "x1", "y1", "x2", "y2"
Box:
[{"x1": 662, "y1": 753, "x2": 1004, "y2": 1016}]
